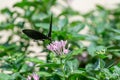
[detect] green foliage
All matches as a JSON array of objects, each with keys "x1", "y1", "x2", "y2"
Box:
[{"x1": 0, "y1": 0, "x2": 120, "y2": 80}]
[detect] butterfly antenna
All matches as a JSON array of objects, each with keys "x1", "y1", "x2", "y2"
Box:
[{"x1": 48, "y1": 14, "x2": 53, "y2": 39}]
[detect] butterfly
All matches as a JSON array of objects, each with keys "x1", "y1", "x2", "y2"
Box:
[{"x1": 22, "y1": 15, "x2": 52, "y2": 41}]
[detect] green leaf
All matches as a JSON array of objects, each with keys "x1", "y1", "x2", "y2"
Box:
[
  {"x1": 37, "y1": 72, "x2": 52, "y2": 77},
  {"x1": 65, "y1": 59, "x2": 79, "y2": 73},
  {"x1": 86, "y1": 35, "x2": 99, "y2": 41},
  {"x1": 67, "y1": 48, "x2": 83, "y2": 57},
  {"x1": 112, "y1": 36, "x2": 120, "y2": 40},
  {"x1": 101, "y1": 69, "x2": 112, "y2": 79},
  {"x1": 96, "y1": 46, "x2": 106, "y2": 58},
  {"x1": 87, "y1": 44, "x2": 96, "y2": 57},
  {"x1": 15, "y1": 55, "x2": 25, "y2": 64},
  {"x1": 0, "y1": 73, "x2": 12, "y2": 80},
  {"x1": 53, "y1": 70, "x2": 64, "y2": 77},
  {"x1": 19, "y1": 64, "x2": 29, "y2": 73},
  {"x1": 65, "y1": 49, "x2": 83, "y2": 60},
  {"x1": 94, "y1": 59, "x2": 105, "y2": 70},
  {"x1": 38, "y1": 63, "x2": 60, "y2": 68},
  {"x1": 113, "y1": 66, "x2": 120, "y2": 75},
  {"x1": 0, "y1": 23, "x2": 14, "y2": 29},
  {"x1": 32, "y1": 13, "x2": 48, "y2": 21},
  {"x1": 0, "y1": 46, "x2": 5, "y2": 51},
  {"x1": 11, "y1": 72, "x2": 25, "y2": 80},
  {"x1": 71, "y1": 49, "x2": 83, "y2": 55},
  {"x1": 69, "y1": 24, "x2": 85, "y2": 33},
  {"x1": 85, "y1": 64, "x2": 94, "y2": 72},
  {"x1": 68, "y1": 70, "x2": 86, "y2": 79},
  {"x1": 35, "y1": 23, "x2": 58, "y2": 31},
  {"x1": 0, "y1": 8, "x2": 13, "y2": 16},
  {"x1": 110, "y1": 28, "x2": 120, "y2": 34},
  {"x1": 96, "y1": 5, "x2": 105, "y2": 10},
  {"x1": 71, "y1": 70, "x2": 85, "y2": 75},
  {"x1": 13, "y1": 1, "x2": 35, "y2": 8},
  {"x1": 58, "y1": 18, "x2": 68, "y2": 30},
  {"x1": 96, "y1": 23, "x2": 106, "y2": 33},
  {"x1": 27, "y1": 58, "x2": 45, "y2": 64},
  {"x1": 86, "y1": 76, "x2": 98, "y2": 80},
  {"x1": 96, "y1": 46, "x2": 106, "y2": 51},
  {"x1": 71, "y1": 33, "x2": 86, "y2": 40}
]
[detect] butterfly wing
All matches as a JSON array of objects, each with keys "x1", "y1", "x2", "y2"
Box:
[
  {"x1": 22, "y1": 29, "x2": 49, "y2": 40},
  {"x1": 47, "y1": 14, "x2": 52, "y2": 38}
]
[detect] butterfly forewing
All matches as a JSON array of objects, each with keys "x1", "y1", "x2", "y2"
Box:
[
  {"x1": 47, "y1": 14, "x2": 52, "y2": 38},
  {"x1": 22, "y1": 29, "x2": 49, "y2": 40},
  {"x1": 22, "y1": 15, "x2": 52, "y2": 41}
]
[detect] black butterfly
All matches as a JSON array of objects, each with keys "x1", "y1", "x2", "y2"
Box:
[{"x1": 22, "y1": 15, "x2": 52, "y2": 41}]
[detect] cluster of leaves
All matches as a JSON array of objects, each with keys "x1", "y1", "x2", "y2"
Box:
[{"x1": 0, "y1": 0, "x2": 120, "y2": 80}]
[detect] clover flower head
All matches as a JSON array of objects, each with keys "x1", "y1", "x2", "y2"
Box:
[
  {"x1": 32, "y1": 73, "x2": 39, "y2": 80},
  {"x1": 27, "y1": 75, "x2": 31, "y2": 80},
  {"x1": 47, "y1": 40, "x2": 70, "y2": 55},
  {"x1": 27, "y1": 73, "x2": 39, "y2": 80}
]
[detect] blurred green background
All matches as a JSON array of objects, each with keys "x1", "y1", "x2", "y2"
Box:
[{"x1": 0, "y1": 0, "x2": 120, "y2": 80}]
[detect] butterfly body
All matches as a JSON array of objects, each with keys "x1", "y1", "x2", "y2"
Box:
[{"x1": 22, "y1": 15, "x2": 52, "y2": 41}]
